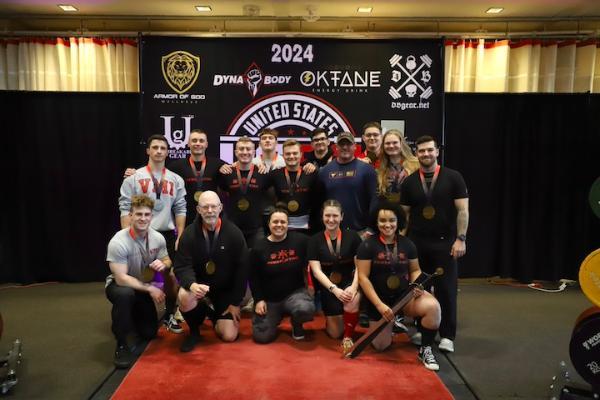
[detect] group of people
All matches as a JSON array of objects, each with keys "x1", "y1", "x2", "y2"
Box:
[{"x1": 105, "y1": 122, "x2": 469, "y2": 373}]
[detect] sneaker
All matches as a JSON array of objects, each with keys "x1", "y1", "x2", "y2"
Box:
[
  {"x1": 114, "y1": 344, "x2": 134, "y2": 369},
  {"x1": 393, "y1": 315, "x2": 408, "y2": 334},
  {"x1": 173, "y1": 307, "x2": 185, "y2": 323},
  {"x1": 438, "y1": 338, "x2": 455, "y2": 353},
  {"x1": 410, "y1": 332, "x2": 422, "y2": 346},
  {"x1": 341, "y1": 337, "x2": 354, "y2": 355},
  {"x1": 358, "y1": 313, "x2": 370, "y2": 328},
  {"x1": 180, "y1": 334, "x2": 200, "y2": 353},
  {"x1": 241, "y1": 298, "x2": 254, "y2": 313},
  {"x1": 164, "y1": 314, "x2": 184, "y2": 334},
  {"x1": 291, "y1": 322, "x2": 305, "y2": 340},
  {"x1": 418, "y1": 346, "x2": 440, "y2": 371}
]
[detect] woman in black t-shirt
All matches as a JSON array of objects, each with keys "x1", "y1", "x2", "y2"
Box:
[
  {"x1": 357, "y1": 201, "x2": 442, "y2": 371},
  {"x1": 308, "y1": 200, "x2": 362, "y2": 354},
  {"x1": 250, "y1": 207, "x2": 315, "y2": 344}
]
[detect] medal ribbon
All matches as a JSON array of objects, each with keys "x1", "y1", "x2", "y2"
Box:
[
  {"x1": 129, "y1": 227, "x2": 150, "y2": 270},
  {"x1": 378, "y1": 234, "x2": 399, "y2": 270},
  {"x1": 146, "y1": 165, "x2": 166, "y2": 200},
  {"x1": 284, "y1": 167, "x2": 302, "y2": 198},
  {"x1": 324, "y1": 229, "x2": 342, "y2": 260},
  {"x1": 235, "y1": 164, "x2": 255, "y2": 195},
  {"x1": 325, "y1": 228, "x2": 342, "y2": 271},
  {"x1": 418, "y1": 165, "x2": 441, "y2": 203},
  {"x1": 189, "y1": 156, "x2": 207, "y2": 192},
  {"x1": 201, "y1": 218, "x2": 222, "y2": 258}
]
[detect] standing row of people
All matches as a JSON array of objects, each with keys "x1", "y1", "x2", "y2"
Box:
[{"x1": 105, "y1": 123, "x2": 469, "y2": 372}]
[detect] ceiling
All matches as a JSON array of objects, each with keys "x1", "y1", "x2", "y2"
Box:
[{"x1": 1, "y1": 0, "x2": 600, "y2": 38}]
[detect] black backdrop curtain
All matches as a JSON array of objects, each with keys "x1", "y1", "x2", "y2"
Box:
[
  {"x1": 1, "y1": 92, "x2": 598, "y2": 283},
  {"x1": 445, "y1": 93, "x2": 600, "y2": 282},
  {"x1": 2, "y1": 91, "x2": 142, "y2": 283}
]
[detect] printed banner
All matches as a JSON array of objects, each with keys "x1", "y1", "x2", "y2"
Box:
[{"x1": 141, "y1": 36, "x2": 443, "y2": 162}]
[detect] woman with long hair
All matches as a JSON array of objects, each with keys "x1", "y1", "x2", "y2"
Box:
[{"x1": 376, "y1": 129, "x2": 419, "y2": 202}]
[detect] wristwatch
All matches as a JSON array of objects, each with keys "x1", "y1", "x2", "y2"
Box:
[
  {"x1": 457, "y1": 234, "x2": 466, "y2": 242},
  {"x1": 328, "y1": 284, "x2": 337, "y2": 292}
]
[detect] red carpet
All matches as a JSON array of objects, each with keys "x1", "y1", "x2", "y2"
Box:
[{"x1": 112, "y1": 315, "x2": 452, "y2": 400}]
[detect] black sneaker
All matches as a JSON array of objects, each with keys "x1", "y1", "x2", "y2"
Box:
[
  {"x1": 114, "y1": 344, "x2": 134, "y2": 369},
  {"x1": 393, "y1": 315, "x2": 408, "y2": 334},
  {"x1": 418, "y1": 346, "x2": 440, "y2": 371},
  {"x1": 180, "y1": 334, "x2": 200, "y2": 353},
  {"x1": 358, "y1": 313, "x2": 370, "y2": 328},
  {"x1": 291, "y1": 322, "x2": 305, "y2": 340}
]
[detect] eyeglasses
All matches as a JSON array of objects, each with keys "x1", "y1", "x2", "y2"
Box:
[
  {"x1": 200, "y1": 204, "x2": 220, "y2": 211},
  {"x1": 312, "y1": 136, "x2": 328, "y2": 142},
  {"x1": 364, "y1": 133, "x2": 381, "y2": 139}
]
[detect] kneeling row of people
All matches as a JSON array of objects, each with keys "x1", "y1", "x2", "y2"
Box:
[{"x1": 106, "y1": 191, "x2": 441, "y2": 371}]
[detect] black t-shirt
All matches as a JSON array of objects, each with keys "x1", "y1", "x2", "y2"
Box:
[
  {"x1": 217, "y1": 168, "x2": 270, "y2": 234},
  {"x1": 303, "y1": 148, "x2": 334, "y2": 168},
  {"x1": 307, "y1": 229, "x2": 361, "y2": 286},
  {"x1": 250, "y1": 232, "x2": 309, "y2": 303},
  {"x1": 173, "y1": 218, "x2": 248, "y2": 306},
  {"x1": 266, "y1": 168, "x2": 319, "y2": 217},
  {"x1": 168, "y1": 156, "x2": 225, "y2": 225},
  {"x1": 400, "y1": 166, "x2": 468, "y2": 238},
  {"x1": 356, "y1": 235, "x2": 417, "y2": 298}
]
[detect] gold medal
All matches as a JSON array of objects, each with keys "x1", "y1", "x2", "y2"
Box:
[
  {"x1": 141, "y1": 267, "x2": 155, "y2": 282},
  {"x1": 287, "y1": 200, "x2": 299, "y2": 212},
  {"x1": 329, "y1": 271, "x2": 342, "y2": 285},
  {"x1": 205, "y1": 260, "x2": 216, "y2": 275},
  {"x1": 237, "y1": 198, "x2": 250, "y2": 211},
  {"x1": 194, "y1": 191, "x2": 203, "y2": 202},
  {"x1": 386, "y1": 275, "x2": 401, "y2": 289},
  {"x1": 385, "y1": 193, "x2": 400, "y2": 203},
  {"x1": 422, "y1": 205, "x2": 436, "y2": 219}
]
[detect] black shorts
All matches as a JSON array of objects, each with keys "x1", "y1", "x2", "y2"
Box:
[
  {"x1": 365, "y1": 294, "x2": 402, "y2": 321},
  {"x1": 205, "y1": 292, "x2": 234, "y2": 323},
  {"x1": 317, "y1": 277, "x2": 353, "y2": 316}
]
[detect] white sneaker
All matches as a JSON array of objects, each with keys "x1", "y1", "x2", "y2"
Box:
[
  {"x1": 410, "y1": 332, "x2": 422, "y2": 346},
  {"x1": 163, "y1": 314, "x2": 184, "y2": 334},
  {"x1": 174, "y1": 307, "x2": 185, "y2": 322},
  {"x1": 438, "y1": 338, "x2": 455, "y2": 353},
  {"x1": 241, "y1": 298, "x2": 254, "y2": 313},
  {"x1": 418, "y1": 346, "x2": 440, "y2": 371}
]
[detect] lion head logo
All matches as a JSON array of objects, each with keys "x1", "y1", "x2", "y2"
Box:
[{"x1": 161, "y1": 51, "x2": 200, "y2": 94}]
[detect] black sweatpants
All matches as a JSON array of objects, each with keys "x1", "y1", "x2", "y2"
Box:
[{"x1": 105, "y1": 281, "x2": 159, "y2": 344}]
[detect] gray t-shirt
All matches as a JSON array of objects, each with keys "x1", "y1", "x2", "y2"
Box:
[{"x1": 105, "y1": 228, "x2": 168, "y2": 287}]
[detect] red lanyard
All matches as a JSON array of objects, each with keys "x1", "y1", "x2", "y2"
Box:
[
  {"x1": 378, "y1": 234, "x2": 398, "y2": 264},
  {"x1": 235, "y1": 164, "x2": 255, "y2": 195},
  {"x1": 201, "y1": 218, "x2": 222, "y2": 257},
  {"x1": 325, "y1": 228, "x2": 342, "y2": 259},
  {"x1": 284, "y1": 167, "x2": 302, "y2": 196},
  {"x1": 188, "y1": 156, "x2": 207, "y2": 191},
  {"x1": 419, "y1": 165, "x2": 440, "y2": 202}
]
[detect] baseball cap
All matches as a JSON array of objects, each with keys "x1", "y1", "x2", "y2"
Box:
[{"x1": 336, "y1": 132, "x2": 355, "y2": 144}]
